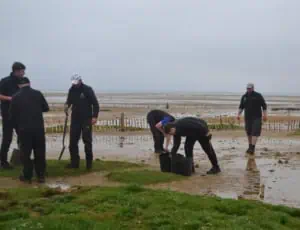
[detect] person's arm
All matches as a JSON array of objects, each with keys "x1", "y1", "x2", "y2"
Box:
[
  {"x1": 170, "y1": 135, "x2": 181, "y2": 155},
  {"x1": 8, "y1": 97, "x2": 17, "y2": 128},
  {"x1": 89, "y1": 87, "x2": 100, "y2": 118},
  {"x1": 64, "y1": 89, "x2": 72, "y2": 115},
  {"x1": 0, "y1": 79, "x2": 12, "y2": 101},
  {"x1": 164, "y1": 134, "x2": 172, "y2": 151},
  {"x1": 237, "y1": 95, "x2": 245, "y2": 120},
  {"x1": 40, "y1": 92, "x2": 50, "y2": 112},
  {"x1": 260, "y1": 94, "x2": 267, "y2": 121}
]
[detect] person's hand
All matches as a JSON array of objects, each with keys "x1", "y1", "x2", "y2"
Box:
[
  {"x1": 263, "y1": 115, "x2": 267, "y2": 122},
  {"x1": 7, "y1": 96, "x2": 12, "y2": 101},
  {"x1": 64, "y1": 104, "x2": 69, "y2": 116},
  {"x1": 91, "y1": 117, "x2": 97, "y2": 125},
  {"x1": 164, "y1": 147, "x2": 169, "y2": 153}
]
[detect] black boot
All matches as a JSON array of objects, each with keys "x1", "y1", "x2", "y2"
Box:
[
  {"x1": 86, "y1": 161, "x2": 93, "y2": 170},
  {"x1": 19, "y1": 175, "x2": 32, "y2": 184},
  {"x1": 246, "y1": 144, "x2": 252, "y2": 154},
  {"x1": 207, "y1": 165, "x2": 221, "y2": 175},
  {"x1": 248, "y1": 145, "x2": 255, "y2": 155},
  {"x1": 65, "y1": 162, "x2": 79, "y2": 169}
]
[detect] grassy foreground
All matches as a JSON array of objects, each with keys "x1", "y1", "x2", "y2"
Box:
[{"x1": 0, "y1": 185, "x2": 299, "y2": 229}]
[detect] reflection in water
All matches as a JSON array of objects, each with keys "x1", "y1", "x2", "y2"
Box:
[{"x1": 242, "y1": 158, "x2": 265, "y2": 200}]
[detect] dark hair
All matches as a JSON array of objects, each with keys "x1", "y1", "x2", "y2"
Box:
[
  {"x1": 18, "y1": 77, "x2": 30, "y2": 85},
  {"x1": 12, "y1": 62, "x2": 26, "y2": 72},
  {"x1": 163, "y1": 123, "x2": 176, "y2": 134}
]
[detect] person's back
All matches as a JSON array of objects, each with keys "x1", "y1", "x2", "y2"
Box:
[
  {"x1": 174, "y1": 117, "x2": 208, "y2": 137},
  {"x1": 240, "y1": 91, "x2": 266, "y2": 121},
  {"x1": 10, "y1": 87, "x2": 49, "y2": 130},
  {"x1": 147, "y1": 110, "x2": 175, "y2": 123}
]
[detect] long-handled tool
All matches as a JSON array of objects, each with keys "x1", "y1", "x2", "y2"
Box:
[{"x1": 58, "y1": 114, "x2": 69, "y2": 160}]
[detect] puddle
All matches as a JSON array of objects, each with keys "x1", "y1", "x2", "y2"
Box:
[{"x1": 46, "y1": 182, "x2": 71, "y2": 191}]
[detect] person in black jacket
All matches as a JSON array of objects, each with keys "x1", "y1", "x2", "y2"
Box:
[
  {"x1": 164, "y1": 117, "x2": 221, "y2": 174},
  {"x1": 146, "y1": 110, "x2": 175, "y2": 153},
  {"x1": 9, "y1": 77, "x2": 49, "y2": 183},
  {"x1": 237, "y1": 83, "x2": 267, "y2": 155},
  {"x1": 64, "y1": 74, "x2": 99, "y2": 170},
  {"x1": 0, "y1": 62, "x2": 25, "y2": 169}
]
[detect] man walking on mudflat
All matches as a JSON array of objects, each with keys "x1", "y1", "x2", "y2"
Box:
[{"x1": 237, "y1": 83, "x2": 267, "y2": 155}]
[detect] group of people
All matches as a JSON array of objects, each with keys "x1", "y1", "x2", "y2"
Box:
[
  {"x1": 147, "y1": 83, "x2": 267, "y2": 175},
  {"x1": 0, "y1": 62, "x2": 99, "y2": 183},
  {"x1": 0, "y1": 61, "x2": 267, "y2": 182}
]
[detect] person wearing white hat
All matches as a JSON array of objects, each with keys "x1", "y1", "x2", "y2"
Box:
[
  {"x1": 64, "y1": 74, "x2": 100, "y2": 170},
  {"x1": 237, "y1": 83, "x2": 267, "y2": 155}
]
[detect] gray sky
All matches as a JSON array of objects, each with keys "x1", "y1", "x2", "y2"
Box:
[{"x1": 0, "y1": 0, "x2": 299, "y2": 94}]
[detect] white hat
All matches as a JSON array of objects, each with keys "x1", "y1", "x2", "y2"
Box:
[
  {"x1": 246, "y1": 83, "x2": 254, "y2": 89},
  {"x1": 71, "y1": 73, "x2": 82, "y2": 85}
]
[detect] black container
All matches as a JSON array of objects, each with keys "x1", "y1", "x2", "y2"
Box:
[
  {"x1": 159, "y1": 152, "x2": 172, "y2": 172},
  {"x1": 171, "y1": 153, "x2": 193, "y2": 176}
]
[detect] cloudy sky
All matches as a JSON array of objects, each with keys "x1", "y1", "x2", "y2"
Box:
[{"x1": 0, "y1": 0, "x2": 299, "y2": 94}]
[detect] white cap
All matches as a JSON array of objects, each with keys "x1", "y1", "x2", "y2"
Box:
[
  {"x1": 71, "y1": 73, "x2": 82, "y2": 85},
  {"x1": 246, "y1": 83, "x2": 254, "y2": 89}
]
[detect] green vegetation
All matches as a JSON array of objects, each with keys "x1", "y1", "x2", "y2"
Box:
[
  {"x1": 0, "y1": 160, "x2": 141, "y2": 178},
  {"x1": 0, "y1": 185, "x2": 299, "y2": 229},
  {"x1": 107, "y1": 169, "x2": 185, "y2": 185}
]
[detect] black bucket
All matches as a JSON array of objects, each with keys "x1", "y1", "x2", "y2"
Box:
[
  {"x1": 159, "y1": 152, "x2": 171, "y2": 172},
  {"x1": 171, "y1": 153, "x2": 193, "y2": 176}
]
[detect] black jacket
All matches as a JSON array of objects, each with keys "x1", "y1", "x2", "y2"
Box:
[
  {"x1": 239, "y1": 91, "x2": 267, "y2": 120},
  {"x1": 171, "y1": 117, "x2": 209, "y2": 154},
  {"x1": 9, "y1": 87, "x2": 49, "y2": 131},
  {"x1": 0, "y1": 73, "x2": 20, "y2": 118},
  {"x1": 66, "y1": 83, "x2": 99, "y2": 121}
]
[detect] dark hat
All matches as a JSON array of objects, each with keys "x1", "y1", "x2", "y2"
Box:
[
  {"x1": 18, "y1": 77, "x2": 30, "y2": 85},
  {"x1": 12, "y1": 62, "x2": 26, "y2": 71}
]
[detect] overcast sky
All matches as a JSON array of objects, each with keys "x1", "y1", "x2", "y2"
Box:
[{"x1": 0, "y1": 0, "x2": 299, "y2": 94}]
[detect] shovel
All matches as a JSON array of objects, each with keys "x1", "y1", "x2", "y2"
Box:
[{"x1": 58, "y1": 114, "x2": 69, "y2": 160}]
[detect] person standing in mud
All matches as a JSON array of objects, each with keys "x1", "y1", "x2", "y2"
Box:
[
  {"x1": 64, "y1": 74, "x2": 99, "y2": 170},
  {"x1": 237, "y1": 83, "x2": 267, "y2": 155},
  {"x1": 146, "y1": 110, "x2": 175, "y2": 153},
  {"x1": 163, "y1": 117, "x2": 221, "y2": 174},
  {"x1": 0, "y1": 62, "x2": 25, "y2": 169},
  {"x1": 9, "y1": 77, "x2": 49, "y2": 183}
]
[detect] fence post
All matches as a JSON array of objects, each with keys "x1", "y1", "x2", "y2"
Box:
[{"x1": 120, "y1": 112, "x2": 125, "y2": 132}]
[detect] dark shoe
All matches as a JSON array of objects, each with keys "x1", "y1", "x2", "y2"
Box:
[
  {"x1": 86, "y1": 161, "x2": 92, "y2": 170},
  {"x1": 65, "y1": 163, "x2": 79, "y2": 169},
  {"x1": 1, "y1": 162, "x2": 13, "y2": 170},
  {"x1": 246, "y1": 148, "x2": 252, "y2": 154},
  {"x1": 37, "y1": 177, "x2": 45, "y2": 184},
  {"x1": 207, "y1": 166, "x2": 221, "y2": 175},
  {"x1": 19, "y1": 175, "x2": 32, "y2": 184}
]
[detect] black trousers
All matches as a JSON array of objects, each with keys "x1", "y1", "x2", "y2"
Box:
[
  {"x1": 148, "y1": 120, "x2": 164, "y2": 153},
  {"x1": 184, "y1": 136, "x2": 219, "y2": 167},
  {"x1": 69, "y1": 119, "x2": 93, "y2": 166},
  {"x1": 19, "y1": 128, "x2": 46, "y2": 179},
  {"x1": 0, "y1": 117, "x2": 19, "y2": 164}
]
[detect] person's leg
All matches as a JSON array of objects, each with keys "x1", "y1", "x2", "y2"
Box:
[
  {"x1": 184, "y1": 137, "x2": 196, "y2": 172},
  {"x1": 82, "y1": 120, "x2": 93, "y2": 169},
  {"x1": 0, "y1": 118, "x2": 14, "y2": 168},
  {"x1": 149, "y1": 120, "x2": 164, "y2": 153},
  {"x1": 198, "y1": 136, "x2": 221, "y2": 174},
  {"x1": 33, "y1": 129, "x2": 46, "y2": 182},
  {"x1": 250, "y1": 119, "x2": 262, "y2": 154},
  {"x1": 68, "y1": 121, "x2": 81, "y2": 168},
  {"x1": 245, "y1": 119, "x2": 253, "y2": 154},
  {"x1": 19, "y1": 130, "x2": 33, "y2": 182}
]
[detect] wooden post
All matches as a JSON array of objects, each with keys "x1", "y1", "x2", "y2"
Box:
[{"x1": 120, "y1": 112, "x2": 125, "y2": 132}]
